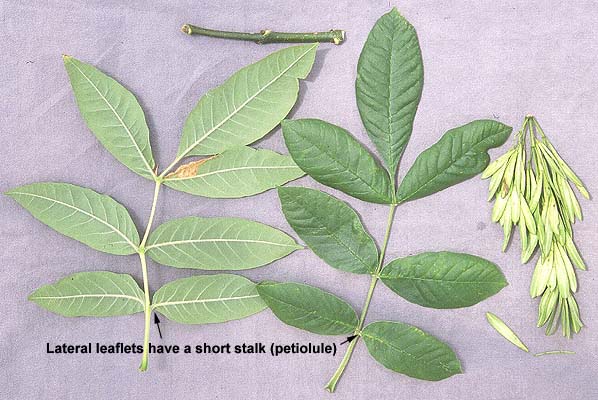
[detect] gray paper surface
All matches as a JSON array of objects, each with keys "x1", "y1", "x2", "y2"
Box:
[{"x1": 1, "y1": 1, "x2": 597, "y2": 399}]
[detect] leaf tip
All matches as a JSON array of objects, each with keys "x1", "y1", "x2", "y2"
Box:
[
  {"x1": 256, "y1": 280, "x2": 277, "y2": 292},
  {"x1": 280, "y1": 118, "x2": 293, "y2": 130},
  {"x1": 386, "y1": 6, "x2": 415, "y2": 30},
  {"x1": 294, "y1": 243, "x2": 306, "y2": 251},
  {"x1": 3, "y1": 188, "x2": 15, "y2": 198},
  {"x1": 276, "y1": 185, "x2": 294, "y2": 198},
  {"x1": 390, "y1": 6, "x2": 400, "y2": 14},
  {"x1": 28, "y1": 287, "x2": 43, "y2": 303},
  {"x1": 453, "y1": 361, "x2": 464, "y2": 375}
]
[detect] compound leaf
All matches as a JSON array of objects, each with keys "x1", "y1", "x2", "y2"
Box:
[
  {"x1": 164, "y1": 146, "x2": 304, "y2": 198},
  {"x1": 146, "y1": 217, "x2": 301, "y2": 270},
  {"x1": 7, "y1": 182, "x2": 139, "y2": 255},
  {"x1": 362, "y1": 321, "x2": 462, "y2": 381},
  {"x1": 356, "y1": 8, "x2": 424, "y2": 178},
  {"x1": 177, "y1": 44, "x2": 317, "y2": 159},
  {"x1": 278, "y1": 187, "x2": 378, "y2": 274},
  {"x1": 282, "y1": 118, "x2": 393, "y2": 204},
  {"x1": 29, "y1": 271, "x2": 144, "y2": 317},
  {"x1": 381, "y1": 252, "x2": 507, "y2": 309},
  {"x1": 257, "y1": 281, "x2": 358, "y2": 335},
  {"x1": 152, "y1": 274, "x2": 266, "y2": 324},
  {"x1": 396, "y1": 120, "x2": 512, "y2": 203},
  {"x1": 63, "y1": 56, "x2": 155, "y2": 179}
]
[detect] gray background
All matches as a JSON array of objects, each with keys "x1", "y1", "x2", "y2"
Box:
[{"x1": 1, "y1": 0, "x2": 597, "y2": 399}]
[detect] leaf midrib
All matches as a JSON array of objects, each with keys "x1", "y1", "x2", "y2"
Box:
[
  {"x1": 165, "y1": 165, "x2": 299, "y2": 182},
  {"x1": 9, "y1": 190, "x2": 138, "y2": 251},
  {"x1": 398, "y1": 126, "x2": 509, "y2": 202},
  {"x1": 363, "y1": 328, "x2": 456, "y2": 373},
  {"x1": 66, "y1": 58, "x2": 154, "y2": 177},
  {"x1": 384, "y1": 16, "x2": 397, "y2": 169},
  {"x1": 296, "y1": 128, "x2": 390, "y2": 201},
  {"x1": 179, "y1": 44, "x2": 317, "y2": 160},
  {"x1": 146, "y1": 238, "x2": 299, "y2": 250},
  {"x1": 31, "y1": 293, "x2": 144, "y2": 305},
  {"x1": 380, "y1": 273, "x2": 504, "y2": 285},
  {"x1": 286, "y1": 195, "x2": 375, "y2": 273},
  {"x1": 261, "y1": 289, "x2": 356, "y2": 331},
  {"x1": 152, "y1": 294, "x2": 259, "y2": 308}
]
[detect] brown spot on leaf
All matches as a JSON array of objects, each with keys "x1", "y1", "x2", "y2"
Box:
[{"x1": 166, "y1": 157, "x2": 215, "y2": 179}]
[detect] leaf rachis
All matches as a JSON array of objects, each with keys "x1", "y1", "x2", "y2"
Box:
[{"x1": 267, "y1": 8, "x2": 510, "y2": 392}]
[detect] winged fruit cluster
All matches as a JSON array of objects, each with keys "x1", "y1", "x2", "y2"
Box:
[{"x1": 483, "y1": 115, "x2": 589, "y2": 337}]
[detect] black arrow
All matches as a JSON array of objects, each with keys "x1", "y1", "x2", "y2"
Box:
[
  {"x1": 154, "y1": 313, "x2": 163, "y2": 339},
  {"x1": 340, "y1": 335, "x2": 357, "y2": 345}
]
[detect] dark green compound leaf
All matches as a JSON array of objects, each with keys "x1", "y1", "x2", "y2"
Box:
[
  {"x1": 356, "y1": 8, "x2": 424, "y2": 178},
  {"x1": 380, "y1": 252, "x2": 507, "y2": 309},
  {"x1": 257, "y1": 281, "x2": 358, "y2": 335},
  {"x1": 362, "y1": 321, "x2": 462, "y2": 381},
  {"x1": 278, "y1": 187, "x2": 378, "y2": 274},
  {"x1": 282, "y1": 118, "x2": 394, "y2": 204},
  {"x1": 29, "y1": 271, "x2": 145, "y2": 317},
  {"x1": 396, "y1": 120, "x2": 512, "y2": 203}
]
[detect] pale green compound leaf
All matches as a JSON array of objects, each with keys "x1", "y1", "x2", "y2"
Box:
[
  {"x1": 380, "y1": 252, "x2": 507, "y2": 309},
  {"x1": 486, "y1": 312, "x2": 529, "y2": 352},
  {"x1": 63, "y1": 56, "x2": 155, "y2": 179},
  {"x1": 7, "y1": 182, "x2": 139, "y2": 255},
  {"x1": 152, "y1": 274, "x2": 266, "y2": 324},
  {"x1": 29, "y1": 271, "x2": 144, "y2": 317},
  {"x1": 164, "y1": 146, "x2": 304, "y2": 198},
  {"x1": 177, "y1": 44, "x2": 317, "y2": 159},
  {"x1": 282, "y1": 118, "x2": 394, "y2": 204},
  {"x1": 257, "y1": 281, "x2": 358, "y2": 335},
  {"x1": 146, "y1": 216, "x2": 301, "y2": 270},
  {"x1": 20, "y1": 45, "x2": 320, "y2": 373},
  {"x1": 356, "y1": 8, "x2": 424, "y2": 178},
  {"x1": 278, "y1": 186, "x2": 378, "y2": 274},
  {"x1": 362, "y1": 321, "x2": 462, "y2": 381},
  {"x1": 396, "y1": 120, "x2": 513, "y2": 203}
]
